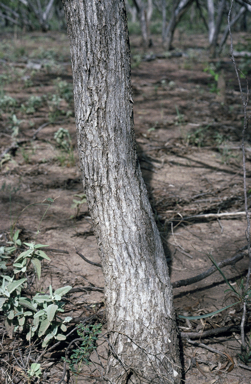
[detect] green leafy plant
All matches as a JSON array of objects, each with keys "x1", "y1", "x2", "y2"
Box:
[
  {"x1": 186, "y1": 125, "x2": 209, "y2": 147},
  {"x1": 54, "y1": 128, "x2": 75, "y2": 167},
  {"x1": 54, "y1": 77, "x2": 73, "y2": 102},
  {"x1": 27, "y1": 363, "x2": 42, "y2": 380},
  {"x1": 0, "y1": 153, "x2": 12, "y2": 168},
  {"x1": 174, "y1": 106, "x2": 185, "y2": 125},
  {"x1": 13, "y1": 242, "x2": 50, "y2": 278},
  {"x1": 204, "y1": 66, "x2": 219, "y2": 93},
  {"x1": 0, "y1": 93, "x2": 17, "y2": 112},
  {"x1": 63, "y1": 323, "x2": 102, "y2": 375},
  {"x1": 0, "y1": 240, "x2": 72, "y2": 345},
  {"x1": 54, "y1": 127, "x2": 72, "y2": 151},
  {"x1": 9, "y1": 114, "x2": 23, "y2": 138},
  {"x1": 71, "y1": 194, "x2": 86, "y2": 218},
  {"x1": 27, "y1": 285, "x2": 72, "y2": 347},
  {"x1": 21, "y1": 95, "x2": 43, "y2": 114},
  {"x1": 239, "y1": 334, "x2": 251, "y2": 365},
  {"x1": 48, "y1": 94, "x2": 64, "y2": 122}
]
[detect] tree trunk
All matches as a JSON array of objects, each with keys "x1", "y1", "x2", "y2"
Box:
[
  {"x1": 207, "y1": 0, "x2": 215, "y2": 44},
  {"x1": 218, "y1": 5, "x2": 246, "y2": 54},
  {"x1": 163, "y1": 0, "x2": 194, "y2": 50},
  {"x1": 209, "y1": 0, "x2": 227, "y2": 57},
  {"x1": 132, "y1": 0, "x2": 150, "y2": 48},
  {"x1": 62, "y1": 0, "x2": 181, "y2": 383}
]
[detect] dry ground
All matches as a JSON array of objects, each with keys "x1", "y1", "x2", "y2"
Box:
[{"x1": 0, "y1": 30, "x2": 251, "y2": 383}]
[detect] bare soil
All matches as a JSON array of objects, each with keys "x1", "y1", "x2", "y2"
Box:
[{"x1": 0, "y1": 31, "x2": 251, "y2": 383}]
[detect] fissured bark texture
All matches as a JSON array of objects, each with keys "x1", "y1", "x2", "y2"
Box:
[{"x1": 62, "y1": 1, "x2": 181, "y2": 382}]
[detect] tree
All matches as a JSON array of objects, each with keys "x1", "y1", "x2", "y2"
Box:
[
  {"x1": 62, "y1": 0, "x2": 181, "y2": 382},
  {"x1": 162, "y1": 0, "x2": 194, "y2": 50},
  {"x1": 132, "y1": 0, "x2": 153, "y2": 47}
]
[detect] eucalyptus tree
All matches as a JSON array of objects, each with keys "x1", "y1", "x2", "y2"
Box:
[{"x1": 62, "y1": 0, "x2": 181, "y2": 383}]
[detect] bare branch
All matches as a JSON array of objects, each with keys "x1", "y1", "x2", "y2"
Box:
[
  {"x1": 75, "y1": 248, "x2": 102, "y2": 268},
  {"x1": 172, "y1": 246, "x2": 247, "y2": 288}
]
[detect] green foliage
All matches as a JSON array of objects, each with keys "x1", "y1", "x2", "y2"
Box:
[
  {"x1": 54, "y1": 77, "x2": 73, "y2": 102},
  {"x1": 71, "y1": 194, "x2": 87, "y2": 218},
  {"x1": 239, "y1": 335, "x2": 251, "y2": 365},
  {"x1": 27, "y1": 285, "x2": 72, "y2": 347},
  {"x1": 9, "y1": 114, "x2": 22, "y2": 138},
  {"x1": 0, "y1": 153, "x2": 11, "y2": 168},
  {"x1": 0, "y1": 231, "x2": 72, "y2": 346},
  {"x1": 13, "y1": 242, "x2": 50, "y2": 278},
  {"x1": 27, "y1": 363, "x2": 42, "y2": 379},
  {"x1": 63, "y1": 323, "x2": 102, "y2": 375},
  {"x1": 48, "y1": 94, "x2": 67, "y2": 122},
  {"x1": 21, "y1": 95, "x2": 43, "y2": 114},
  {"x1": 54, "y1": 128, "x2": 75, "y2": 167},
  {"x1": 54, "y1": 127, "x2": 72, "y2": 151},
  {"x1": 186, "y1": 126, "x2": 208, "y2": 147},
  {"x1": 0, "y1": 93, "x2": 17, "y2": 112},
  {"x1": 131, "y1": 54, "x2": 142, "y2": 68},
  {"x1": 175, "y1": 106, "x2": 185, "y2": 125},
  {"x1": 204, "y1": 66, "x2": 219, "y2": 93}
]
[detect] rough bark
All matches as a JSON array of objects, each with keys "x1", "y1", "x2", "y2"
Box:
[{"x1": 62, "y1": 0, "x2": 181, "y2": 383}]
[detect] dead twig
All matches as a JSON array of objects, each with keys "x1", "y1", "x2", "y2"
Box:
[
  {"x1": 180, "y1": 324, "x2": 247, "y2": 340},
  {"x1": 0, "y1": 140, "x2": 29, "y2": 160},
  {"x1": 185, "y1": 338, "x2": 226, "y2": 357},
  {"x1": 172, "y1": 245, "x2": 247, "y2": 288},
  {"x1": 169, "y1": 211, "x2": 249, "y2": 223},
  {"x1": 238, "y1": 363, "x2": 251, "y2": 371},
  {"x1": 32, "y1": 122, "x2": 51, "y2": 140},
  {"x1": 75, "y1": 248, "x2": 102, "y2": 268},
  {"x1": 70, "y1": 286, "x2": 104, "y2": 293}
]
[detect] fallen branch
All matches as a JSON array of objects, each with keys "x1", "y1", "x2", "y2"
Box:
[
  {"x1": 70, "y1": 286, "x2": 104, "y2": 293},
  {"x1": 180, "y1": 324, "x2": 243, "y2": 339},
  {"x1": 75, "y1": 248, "x2": 102, "y2": 268},
  {"x1": 0, "y1": 140, "x2": 29, "y2": 160},
  {"x1": 172, "y1": 246, "x2": 247, "y2": 288},
  {"x1": 32, "y1": 122, "x2": 51, "y2": 140},
  {"x1": 169, "y1": 211, "x2": 249, "y2": 223},
  {"x1": 185, "y1": 338, "x2": 226, "y2": 357},
  {"x1": 238, "y1": 363, "x2": 251, "y2": 371}
]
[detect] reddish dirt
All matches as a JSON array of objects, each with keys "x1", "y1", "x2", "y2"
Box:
[{"x1": 0, "y1": 31, "x2": 251, "y2": 383}]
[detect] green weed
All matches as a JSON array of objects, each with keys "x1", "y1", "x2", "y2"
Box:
[
  {"x1": 54, "y1": 128, "x2": 75, "y2": 167},
  {"x1": 63, "y1": 323, "x2": 102, "y2": 376},
  {"x1": 0, "y1": 93, "x2": 17, "y2": 113},
  {"x1": 71, "y1": 194, "x2": 86, "y2": 218},
  {"x1": 54, "y1": 77, "x2": 73, "y2": 103},
  {"x1": 175, "y1": 106, "x2": 185, "y2": 125},
  {"x1": 204, "y1": 65, "x2": 219, "y2": 93},
  {"x1": 9, "y1": 114, "x2": 22, "y2": 138},
  {"x1": 21, "y1": 95, "x2": 43, "y2": 114}
]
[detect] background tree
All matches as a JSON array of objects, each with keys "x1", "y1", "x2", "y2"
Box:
[{"x1": 62, "y1": 0, "x2": 181, "y2": 382}]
